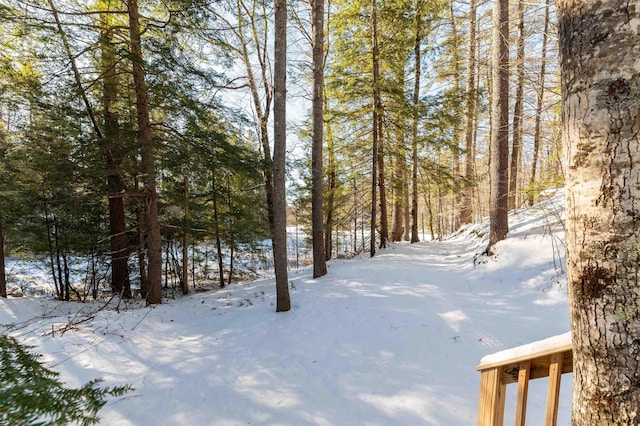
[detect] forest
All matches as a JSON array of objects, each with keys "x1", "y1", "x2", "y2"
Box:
[
  {"x1": 3, "y1": 0, "x2": 640, "y2": 423},
  {"x1": 0, "y1": 0, "x2": 560, "y2": 304}
]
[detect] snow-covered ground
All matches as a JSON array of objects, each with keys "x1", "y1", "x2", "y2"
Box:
[{"x1": 0, "y1": 191, "x2": 571, "y2": 425}]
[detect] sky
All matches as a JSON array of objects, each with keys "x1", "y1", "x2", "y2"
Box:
[{"x1": 0, "y1": 189, "x2": 571, "y2": 425}]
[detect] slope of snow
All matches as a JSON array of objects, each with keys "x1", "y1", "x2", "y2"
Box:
[{"x1": 0, "y1": 191, "x2": 570, "y2": 425}]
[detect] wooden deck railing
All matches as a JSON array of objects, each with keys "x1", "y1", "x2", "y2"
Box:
[{"x1": 476, "y1": 333, "x2": 572, "y2": 426}]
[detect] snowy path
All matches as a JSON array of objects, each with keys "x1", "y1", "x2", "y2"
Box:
[{"x1": 0, "y1": 195, "x2": 571, "y2": 425}]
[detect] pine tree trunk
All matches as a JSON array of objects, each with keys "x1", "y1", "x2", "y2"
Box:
[
  {"x1": 508, "y1": 0, "x2": 525, "y2": 212},
  {"x1": 212, "y1": 172, "x2": 225, "y2": 289},
  {"x1": 370, "y1": 0, "x2": 380, "y2": 257},
  {"x1": 410, "y1": 0, "x2": 422, "y2": 244},
  {"x1": 528, "y1": 0, "x2": 550, "y2": 207},
  {"x1": 127, "y1": 0, "x2": 162, "y2": 304},
  {"x1": 311, "y1": 0, "x2": 327, "y2": 278},
  {"x1": 182, "y1": 175, "x2": 189, "y2": 295},
  {"x1": 324, "y1": 97, "x2": 336, "y2": 261},
  {"x1": 101, "y1": 17, "x2": 131, "y2": 299},
  {"x1": 558, "y1": 1, "x2": 640, "y2": 423},
  {"x1": 460, "y1": 0, "x2": 477, "y2": 225},
  {"x1": 0, "y1": 108, "x2": 6, "y2": 298},
  {"x1": 372, "y1": 1, "x2": 387, "y2": 249},
  {"x1": 0, "y1": 215, "x2": 6, "y2": 298},
  {"x1": 487, "y1": 0, "x2": 509, "y2": 253},
  {"x1": 273, "y1": 0, "x2": 290, "y2": 312}
]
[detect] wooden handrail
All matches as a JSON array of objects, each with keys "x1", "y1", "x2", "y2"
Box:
[{"x1": 476, "y1": 333, "x2": 572, "y2": 426}]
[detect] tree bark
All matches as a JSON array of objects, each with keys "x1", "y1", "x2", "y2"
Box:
[
  {"x1": 324, "y1": 95, "x2": 336, "y2": 261},
  {"x1": 508, "y1": 0, "x2": 525, "y2": 212},
  {"x1": 273, "y1": 0, "x2": 290, "y2": 312},
  {"x1": 127, "y1": 0, "x2": 163, "y2": 304},
  {"x1": 311, "y1": 0, "x2": 327, "y2": 278},
  {"x1": 487, "y1": 0, "x2": 509, "y2": 253},
  {"x1": 558, "y1": 1, "x2": 640, "y2": 423},
  {"x1": 527, "y1": 0, "x2": 550, "y2": 207},
  {"x1": 212, "y1": 172, "x2": 225, "y2": 289},
  {"x1": 459, "y1": 0, "x2": 477, "y2": 225},
  {"x1": 182, "y1": 175, "x2": 189, "y2": 294},
  {"x1": 372, "y1": 0, "x2": 387, "y2": 249},
  {"x1": 370, "y1": 0, "x2": 380, "y2": 256},
  {"x1": 0, "y1": 214, "x2": 6, "y2": 298},
  {"x1": 101, "y1": 14, "x2": 131, "y2": 299},
  {"x1": 410, "y1": 0, "x2": 422, "y2": 244}
]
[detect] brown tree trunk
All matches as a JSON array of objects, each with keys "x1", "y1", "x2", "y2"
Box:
[
  {"x1": 101, "y1": 15, "x2": 131, "y2": 299},
  {"x1": 236, "y1": 1, "x2": 275, "y2": 236},
  {"x1": 559, "y1": 1, "x2": 640, "y2": 423},
  {"x1": 324, "y1": 105, "x2": 336, "y2": 261},
  {"x1": 182, "y1": 175, "x2": 189, "y2": 294},
  {"x1": 370, "y1": 0, "x2": 380, "y2": 257},
  {"x1": 0, "y1": 108, "x2": 6, "y2": 298},
  {"x1": 273, "y1": 0, "x2": 290, "y2": 312},
  {"x1": 128, "y1": 0, "x2": 162, "y2": 304},
  {"x1": 135, "y1": 177, "x2": 148, "y2": 297},
  {"x1": 212, "y1": 172, "x2": 225, "y2": 289},
  {"x1": 391, "y1": 72, "x2": 406, "y2": 243},
  {"x1": 460, "y1": 0, "x2": 477, "y2": 225},
  {"x1": 528, "y1": 0, "x2": 550, "y2": 207},
  {"x1": 508, "y1": 0, "x2": 525, "y2": 212},
  {"x1": 0, "y1": 214, "x2": 6, "y2": 298},
  {"x1": 487, "y1": 0, "x2": 509, "y2": 253},
  {"x1": 410, "y1": 0, "x2": 422, "y2": 244},
  {"x1": 311, "y1": 0, "x2": 327, "y2": 278},
  {"x1": 372, "y1": 1, "x2": 387, "y2": 249}
]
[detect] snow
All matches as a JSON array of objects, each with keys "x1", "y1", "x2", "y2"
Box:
[
  {"x1": 0, "y1": 190, "x2": 571, "y2": 425},
  {"x1": 478, "y1": 331, "x2": 572, "y2": 368}
]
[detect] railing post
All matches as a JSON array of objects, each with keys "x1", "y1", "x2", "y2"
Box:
[
  {"x1": 545, "y1": 352, "x2": 563, "y2": 426},
  {"x1": 477, "y1": 366, "x2": 506, "y2": 426},
  {"x1": 514, "y1": 360, "x2": 530, "y2": 426}
]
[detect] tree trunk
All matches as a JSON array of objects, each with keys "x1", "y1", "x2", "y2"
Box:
[
  {"x1": 127, "y1": 0, "x2": 162, "y2": 305},
  {"x1": 212, "y1": 172, "x2": 225, "y2": 289},
  {"x1": 370, "y1": 0, "x2": 380, "y2": 257},
  {"x1": 508, "y1": 0, "x2": 525, "y2": 212},
  {"x1": 449, "y1": 0, "x2": 461, "y2": 231},
  {"x1": 237, "y1": 1, "x2": 275, "y2": 235},
  {"x1": 410, "y1": 0, "x2": 422, "y2": 244},
  {"x1": 527, "y1": 0, "x2": 550, "y2": 207},
  {"x1": 182, "y1": 175, "x2": 189, "y2": 295},
  {"x1": 372, "y1": 0, "x2": 387, "y2": 249},
  {"x1": 0, "y1": 214, "x2": 6, "y2": 298},
  {"x1": 558, "y1": 1, "x2": 640, "y2": 423},
  {"x1": 460, "y1": 0, "x2": 476, "y2": 225},
  {"x1": 311, "y1": 0, "x2": 327, "y2": 278},
  {"x1": 487, "y1": 0, "x2": 509, "y2": 253},
  {"x1": 324, "y1": 96, "x2": 336, "y2": 261},
  {"x1": 135, "y1": 176, "x2": 148, "y2": 297},
  {"x1": 273, "y1": 0, "x2": 290, "y2": 312},
  {"x1": 0, "y1": 109, "x2": 5, "y2": 298},
  {"x1": 101, "y1": 15, "x2": 131, "y2": 299}
]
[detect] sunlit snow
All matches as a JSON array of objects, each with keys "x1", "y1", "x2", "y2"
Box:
[{"x1": 0, "y1": 190, "x2": 571, "y2": 425}]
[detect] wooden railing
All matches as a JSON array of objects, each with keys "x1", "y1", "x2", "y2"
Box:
[{"x1": 476, "y1": 333, "x2": 572, "y2": 426}]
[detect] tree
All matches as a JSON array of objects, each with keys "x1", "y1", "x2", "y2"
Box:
[
  {"x1": 311, "y1": 0, "x2": 327, "y2": 278},
  {"x1": 370, "y1": 0, "x2": 380, "y2": 256},
  {"x1": 127, "y1": 0, "x2": 163, "y2": 305},
  {"x1": 508, "y1": 0, "x2": 525, "y2": 212},
  {"x1": 527, "y1": 0, "x2": 550, "y2": 207},
  {"x1": 273, "y1": 0, "x2": 290, "y2": 312},
  {"x1": 487, "y1": 0, "x2": 509, "y2": 253},
  {"x1": 459, "y1": 0, "x2": 477, "y2": 225},
  {"x1": 559, "y1": 0, "x2": 640, "y2": 423}
]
